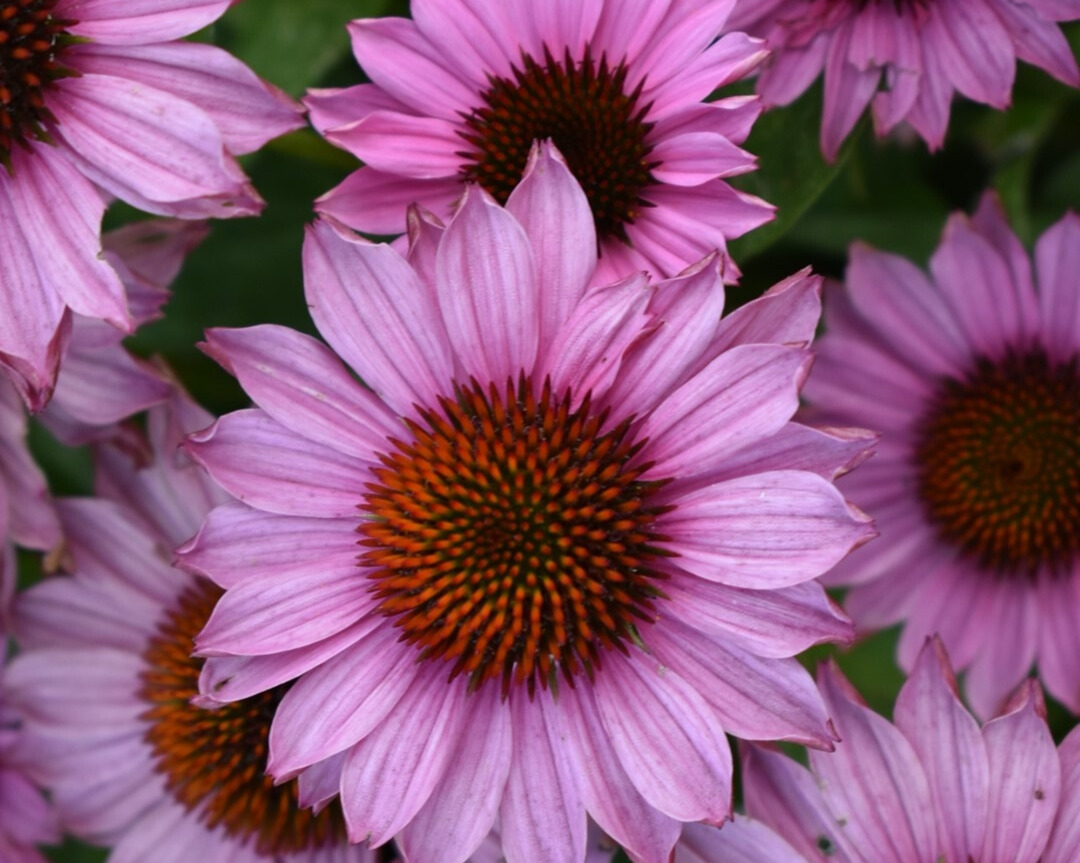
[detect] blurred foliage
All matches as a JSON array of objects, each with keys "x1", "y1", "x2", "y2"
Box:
[{"x1": 23, "y1": 2, "x2": 1080, "y2": 861}]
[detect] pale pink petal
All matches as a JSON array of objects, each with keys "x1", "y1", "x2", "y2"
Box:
[
  {"x1": 177, "y1": 502, "x2": 356, "y2": 588},
  {"x1": 435, "y1": 186, "x2": 539, "y2": 381},
  {"x1": 893, "y1": 638, "x2": 990, "y2": 863},
  {"x1": 397, "y1": 686, "x2": 512, "y2": 863},
  {"x1": 499, "y1": 692, "x2": 586, "y2": 863},
  {"x1": 340, "y1": 667, "x2": 466, "y2": 847},
  {"x1": 639, "y1": 345, "x2": 809, "y2": 479},
  {"x1": 712, "y1": 269, "x2": 822, "y2": 351},
  {"x1": 61, "y1": 0, "x2": 231, "y2": 43},
  {"x1": 184, "y1": 409, "x2": 373, "y2": 518},
  {"x1": 411, "y1": 0, "x2": 518, "y2": 84},
  {"x1": 810, "y1": 663, "x2": 938, "y2": 863},
  {"x1": 316, "y1": 168, "x2": 460, "y2": 236},
  {"x1": 665, "y1": 573, "x2": 852, "y2": 657},
  {"x1": 630, "y1": 0, "x2": 736, "y2": 92},
  {"x1": 296, "y1": 752, "x2": 346, "y2": 813},
  {"x1": 305, "y1": 84, "x2": 411, "y2": 136},
  {"x1": 648, "y1": 33, "x2": 768, "y2": 118},
  {"x1": 980, "y1": 684, "x2": 1061, "y2": 863},
  {"x1": 349, "y1": 17, "x2": 478, "y2": 121},
  {"x1": 506, "y1": 142, "x2": 597, "y2": 359},
  {"x1": 51, "y1": 75, "x2": 251, "y2": 208},
  {"x1": 1035, "y1": 211, "x2": 1080, "y2": 360},
  {"x1": 195, "y1": 552, "x2": 377, "y2": 657},
  {"x1": 329, "y1": 111, "x2": 464, "y2": 178},
  {"x1": 652, "y1": 132, "x2": 757, "y2": 186},
  {"x1": 72, "y1": 42, "x2": 302, "y2": 154},
  {"x1": 595, "y1": 652, "x2": 732, "y2": 823},
  {"x1": 650, "y1": 623, "x2": 833, "y2": 747},
  {"x1": 201, "y1": 325, "x2": 399, "y2": 459},
  {"x1": 268, "y1": 632, "x2": 420, "y2": 778},
  {"x1": 1043, "y1": 726, "x2": 1080, "y2": 863},
  {"x1": 592, "y1": 0, "x2": 674, "y2": 69},
  {"x1": 303, "y1": 219, "x2": 454, "y2": 415},
  {"x1": 676, "y1": 818, "x2": 810, "y2": 863}
]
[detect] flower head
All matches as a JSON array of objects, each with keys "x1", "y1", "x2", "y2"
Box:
[
  {"x1": 5, "y1": 395, "x2": 376, "y2": 862},
  {"x1": 180, "y1": 145, "x2": 873, "y2": 863},
  {"x1": 729, "y1": 0, "x2": 1080, "y2": 158},
  {"x1": 0, "y1": 0, "x2": 303, "y2": 406},
  {"x1": 307, "y1": 0, "x2": 773, "y2": 284},
  {"x1": 673, "y1": 637, "x2": 1080, "y2": 863},
  {"x1": 804, "y1": 193, "x2": 1080, "y2": 717}
]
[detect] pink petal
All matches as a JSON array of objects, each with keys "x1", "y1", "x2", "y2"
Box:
[
  {"x1": 202, "y1": 325, "x2": 399, "y2": 459},
  {"x1": 595, "y1": 651, "x2": 732, "y2": 823},
  {"x1": 650, "y1": 622, "x2": 833, "y2": 747},
  {"x1": 639, "y1": 344, "x2": 810, "y2": 480},
  {"x1": 51, "y1": 74, "x2": 251, "y2": 207},
  {"x1": 499, "y1": 692, "x2": 586, "y2": 863},
  {"x1": 397, "y1": 685, "x2": 512, "y2": 863},
  {"x1": 561, "y1": 688, "x2": 681, "y2": 863},
  {"x1": 268, "y1": 632, "x2": 420, "y2": 778},
  {"x1": 1043, "y1": 726, "x2": 1080, "y2": 863},
  {"x1": 303, "y1": 219, "x2": 454, "y2": 416},
  {"x1": 711, "y1": 268, "x2": 822, "y2": 351},
  {"x1": 1035, "y1": 211, "x2": 1080, "y2": 360},
  {"x1": 629, "y1": 0, "x2": 736, "y2": 93},
  {"x1": 329, "y1": 110, "x2": 464, "y2": 178},
  {"x1": 195, "y1": 552, "x2": 377, "y2": 657},
  {"x1": 411, "y1": 0, "x2": 518, "y2": 85},
  {"x1": 652, "y1": 132, "x2": 756, "y2": 186},
  {"x1": 820, "y1": 21, "x2": 881, "y2": 160},
  {"x1": 980, "y1": 684, "x2": 1061, "y2": 863},
  {"x1": 677, "y1": 818, "x2": 810, "y2": 863},
  {"x1": 184, "y1": 409, "x2": 373, "y2": 518},
  {"x1": 1036, "y1": 574, "x2": 1080, "y2": 714},
  {"x1": 340, "y1": 667, "x2": 467, "y2": 847},
  {"x1": 758, "y1": 34, "x2": 830, "y2": 108},
  {"x1": 506, "y1": 142, "x2": 596, "y2": 360},
  {"x1": 0, "y1": 383, "x2": 60, "y2": 548},
  {"x1": 893, "y1": 638, "x2": 990, "y2": 863},
  {"x1": 72, "y1": 42, "x2": 302, "y2": 154},
  {"x1": 305, "y1": 83, "x2": 411, "y2": 136},
  {"x1": 926, "y1": 0, "x2": 1015, "y2": 108},
  {"x1": 665, "y1": 573, "x2": 852, "y2": 657},
  {"x1": 991, "y1": 0, "x2": 1080, "y2": 85},
  {"x1": 61, "y1": 0, "x2": 231, "y2": 43},
  {"x1": 647, "y1": 33, "x2": 768, "y2": 118},
  {"x1": 435, "y1": 186, "x2": 539, "y2": 382},
  {"x1": 316, "y1": 168, "x2": 460, "y2": 236}
]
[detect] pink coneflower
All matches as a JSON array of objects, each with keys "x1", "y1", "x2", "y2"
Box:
[
  {"x1": 5, "y1": 396, "x2": 377, "y2": 863},
  {"x1": 729, "y1": 0, "x2": 1080, "y2": 159},
  {"x1": 673, "y1": 637, "x2": 1080, "y2": 863},
  {"x1": 804, "y1": 193, "x2": 1080, "y2": 717},
  {"x1": 180, "y1": 144, "x2": 873, "y2": 863},
  {"x1": 0, "y1": 0, "x2": 303, "y2": 406},
  {"x1": 307, "y1": 0, "x2": 774, "y2": 284}
]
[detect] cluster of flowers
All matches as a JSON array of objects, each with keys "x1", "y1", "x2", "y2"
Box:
[{"x1": 0, "y1": 0, "x2": 1078, "y2": 861}]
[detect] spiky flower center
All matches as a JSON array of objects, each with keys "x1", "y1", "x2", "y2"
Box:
[
  {"x1": 458, "y1": 46, "x2": 657, "y2": 242},
  {"x1": 359, "y1": 376, "x2": 674, "y2": 696},
  {"x1": 915, "y1": 348, "x2": 1080, "y2": 575},
  {"x1": 0, "y1": 0, "x2": 77, "y2": 167},
  {"x1": 139, "y1": 580, "x2": 347, "y2": 856}
]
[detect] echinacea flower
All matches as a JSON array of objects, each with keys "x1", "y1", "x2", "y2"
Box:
[
  {"x1": 0, "y1": 0, "x2": 303, "y2": 406},
  {"x1": 673, "y1": 637, "x2": 1080, "y2": 863},
  {"x1": 307, "y1": 0, "x2": 773, "y2": 284},
  {"x1": 179, "y1": 144, "x2": 873, "y2": 863},
  {"x1": 804, "y1": 193, "x2": 1080, "y2": 717},
  {"x1": 5, "y1": 396, "x2": 377, "y2": 863},
  {"x1": 728, "y1": 0, "x2": 1080, "y2": 159}
]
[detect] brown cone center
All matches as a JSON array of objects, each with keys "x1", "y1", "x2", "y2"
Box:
[
  {"x1": 139, "y1": 579, "x2": 348, "y2": 857},
  {"x1": 915, "y1": 348, "x2": 1080, "y2": 575},
  {"x1": 358, "y1": 375, "x2": 674, "y2": 696},
  {"x1": 458, "y1": 46, "x2": 658, "y2": 242}
]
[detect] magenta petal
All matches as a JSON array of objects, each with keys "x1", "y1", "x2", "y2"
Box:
[
  {"x1": 436, "y1": 186, "x2": 540, "y2": 381},
  {"x1": 316, "y1": 168, "x2": 460, "y2": 236},
  {"x1": 73, "y1": 42, "x2": 303, "y2": 154},
  {"x1": 305, "y1": 83, "x2": 410, "y2": 136},
  {"x1": 640, "y1": 344, "x2": 809, "y2": 479},
  {"x1": 195, "y1": 552, "x2": 377, "y2": 657},
  {"x1": 202, "y1": 325, "x2": 398, "y2": 459},
  {"x1": 184, "y1": 409, "x2": 374, "y2": 518},
  {"x1": 303, "y1": 219, "x2": 454, "y2": 416},
  {"x1": 340, "y1": 667, "x2": 466, "y2": 847},
  {"x1": 506, "y1": 142, "x2": 596, "y2": 360},
  {"x1": 268, "y1": 631, "x2": 420, "y2": 778},
  {"x1": 711, "y1": 269, "x2": 822, "y2": 352},
  {"x1": 820, "y1": 21, "x2": 880, "y2": 160},
  {"x1": 595, "y1": 651, "x2": 732, "y2": 823},
  {"x1": 61, "y1": 0, "x2": 231, "y2": 43},
  {"x1": 500, "y1": 692, "x2": 587, "y2": 863},
  {"x1": 980, "y1": 684, "x2": 1061, "y2": 863},
  {"x1": 561, "y1": 688, "x2": 681, "y2": 863},
  {"x1": 927, "y1": 0, "x2": 1014, "y2": 107},
  {"x1": 330, "y1": 110, "x2": 464, "y2": 179},
  {"x1": 893, "y1": 638, "x2": 990, "y2": 863},
  {"x1": 651, "y1": 132, "x2": 756, "y2": 186},
  {"x1": 397, "y1": 685, "x2": 512, "y2": 863}
]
